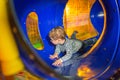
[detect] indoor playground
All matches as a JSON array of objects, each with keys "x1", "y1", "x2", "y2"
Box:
[{"x1": 0, "y1": 0, "x2": 120, "y2": 80}]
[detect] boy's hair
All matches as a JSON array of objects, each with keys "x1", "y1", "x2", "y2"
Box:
[{"x1": 49, "y1": 26, "x2": 66, "y2": 40}]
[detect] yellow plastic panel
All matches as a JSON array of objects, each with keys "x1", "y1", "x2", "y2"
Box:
[
  {"x1": 26, "y1": 12, "x2": 44, "y2": 50},
  {"x1": 63, "y1": 0, "x2": 98, "y2": 40},
  {"x1": 0, "y1": 0, "x2": 24, "y2": 76}
]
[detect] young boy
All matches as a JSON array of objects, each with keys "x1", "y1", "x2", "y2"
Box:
[{"x1": 49, "y1": 26, "x2": 96, "y2": 76}]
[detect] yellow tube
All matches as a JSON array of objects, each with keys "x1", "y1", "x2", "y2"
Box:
[{"x1": 0, "y1": 0, "x2": 24, "y2": 76}]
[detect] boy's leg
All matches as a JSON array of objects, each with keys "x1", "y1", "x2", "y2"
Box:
[
  {"x1": 71, "y1": 31, "x2": 78, "y2": 39},
  {"x1": 54, "y1": 67, "x2": 62, "y2": 74},
  {"x1": 57, "y1": 58, "x2": 77, "y2": 76},
  {"x1": 69, "y1": 59, "x2": 81, "y2": 76},
  {"x1": 54, "y1": 64, "x2": 72, "y2": 76},
  {"x1": 62, "y1": 59, "x2": 74, "y2": 67},
  {"x1": 83, "y1": 38, "x2": 97, "y2": 48},
  {"x1": 71, "y1": 31, "x2": 97, "y2": 47},
  {"x1": 62, "y1": 65, "x2": 72, "y2": 75},
  {"x1": 54, "y1": 66, "x2": 63, "y2": 75},
  {"x1": 54, "y1": 59, "x2": 73, "y2": 75}
]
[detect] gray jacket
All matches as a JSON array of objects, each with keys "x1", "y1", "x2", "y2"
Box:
[{"x1": 55, "y1": 38, "x2": 83, "y2": 62}]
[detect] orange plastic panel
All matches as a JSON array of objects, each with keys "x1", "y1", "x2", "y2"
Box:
[{"x1": 63, "y1": 0, "x2": 98, "y2": 40}]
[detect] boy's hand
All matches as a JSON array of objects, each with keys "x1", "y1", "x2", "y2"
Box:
[
  {"x1": 52, "y1": 59, "x2": 62, "y2": 66},
  {"x1": 49, "y1": 53, "x2": 58, "y2": 60}
]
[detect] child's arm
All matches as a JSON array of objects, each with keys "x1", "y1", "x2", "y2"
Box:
[
  {"x1": 52, "y1": 50, "x2": 73, "y2": 66},
  {"x1": 60, "y1": 44, "x2": 73, "y2": 62},
  {"x1": 52, "y1": 59, "x2": 62, "y2": 66},
  {"x1": 49, "y1": 53, "x2": 58, "y2": 60},
  {"x1": 52, "y1": 52, "x2": 72, "y2": 66},
  {"x1": 60, "y1": 51, "x2": 72, "y2": 62},
  {"x1": 50, "y1": 45, "x2": 60, "y2": 60}
]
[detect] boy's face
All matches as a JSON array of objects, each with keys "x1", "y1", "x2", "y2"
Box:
[
  {"x1": 50, "y1": 38, "x2": 60, "y2": 45},
  {"x1": 50, "y1": 38, "x2": 65, "y2": 45}
]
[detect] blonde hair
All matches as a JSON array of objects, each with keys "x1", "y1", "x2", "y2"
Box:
[{"x1": 49, "y1": 26, "x2": 66, "y2": 40}]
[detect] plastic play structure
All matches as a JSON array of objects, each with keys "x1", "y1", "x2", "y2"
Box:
[{"x1": 0, "y1": 0, "x2": 120, "y2": 80}]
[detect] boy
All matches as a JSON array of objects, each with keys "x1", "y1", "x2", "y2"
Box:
[{"x1": 49, "y1": 26, "x2": 96, "y2": 76}]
